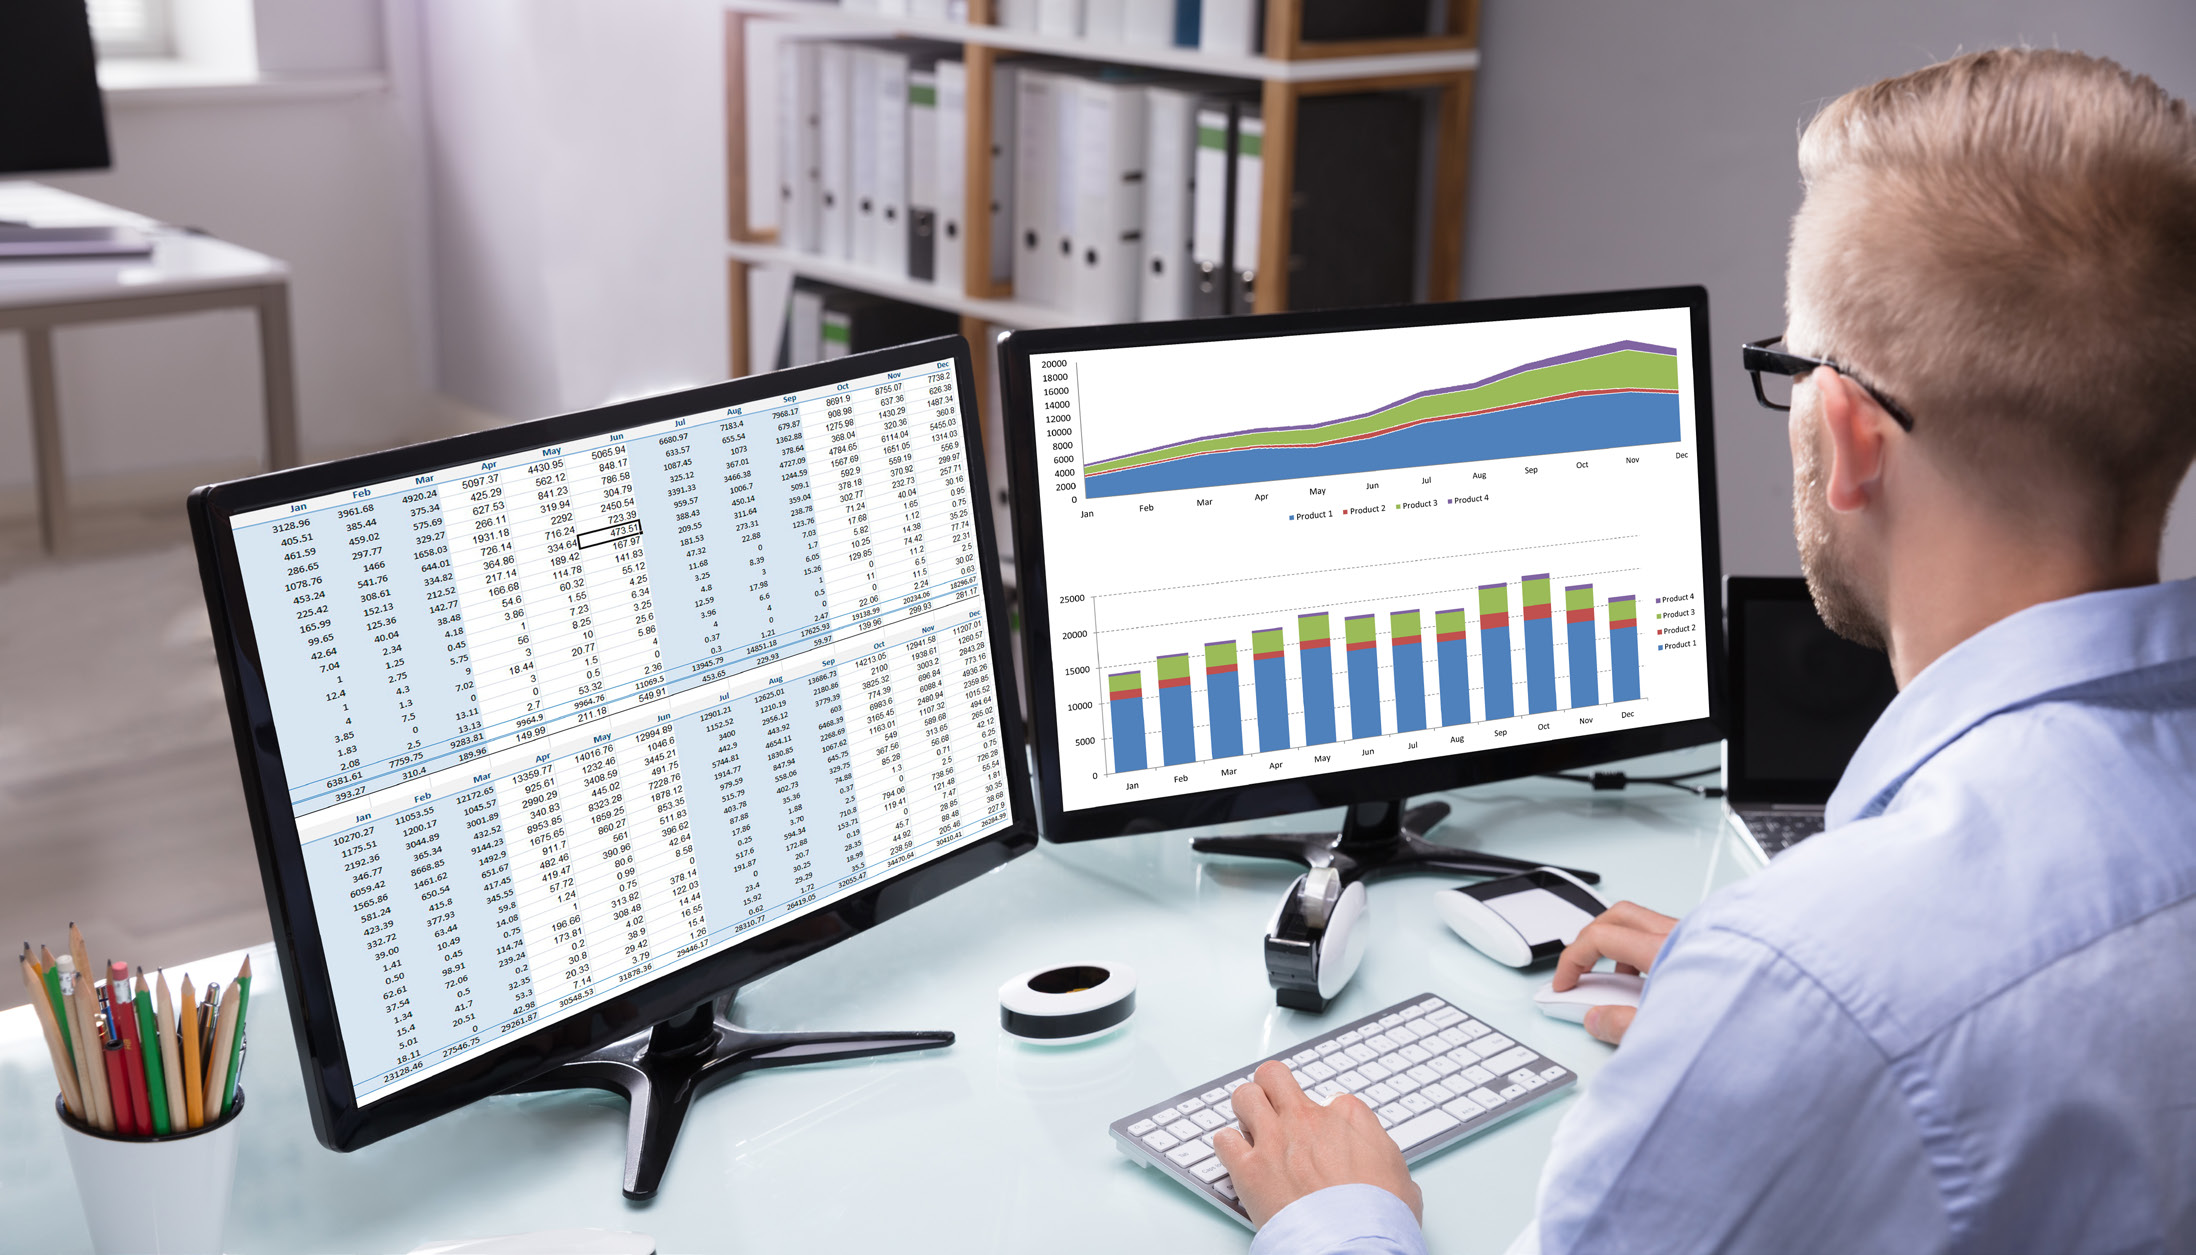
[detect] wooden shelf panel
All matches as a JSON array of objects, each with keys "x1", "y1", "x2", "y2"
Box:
[
  {"x1": 722, "y1": 0, "x2": 1479, "y2": 82},
  {"x1": 728, "y1": 238, "x2": 1091, "y2": 331}
]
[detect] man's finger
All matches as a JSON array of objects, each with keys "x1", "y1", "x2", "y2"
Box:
[
  {"x1": 1583, "y1": 1003, "x2": 1636, "y2": 1045},
  {"x1": 1255, "y1": 1059, "x2": 1311, "y2": 1111},
  {"x1": 1552, "y1": 919, "x2": 1621, "y2": 990},
  {"x1": 1212, "y1": 1126, "x2": 1251, "y2": 1171},
  {"x1": 1232, "y1": 1073, "x2": 1278, "y2": 1141}
]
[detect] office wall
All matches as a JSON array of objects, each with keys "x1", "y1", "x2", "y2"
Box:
[
  {"x1": 1461, "y1": 0, "x2": 2196, "y2": 577},
  {"x1": 401, "y1": 0, "x2": 730, "y2": 428}
]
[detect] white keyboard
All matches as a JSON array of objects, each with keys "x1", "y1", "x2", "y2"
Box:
[{"x1": 1108, "y1": 992, "x2": 1576, "y2": 1226}]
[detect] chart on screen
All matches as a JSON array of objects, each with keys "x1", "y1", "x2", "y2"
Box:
[{"x1": 1030, "y1": 308, "x2": 1713, "y2": 812}]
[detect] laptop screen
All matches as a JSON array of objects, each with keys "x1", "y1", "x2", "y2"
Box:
[{"x1": 1728, "y1": 579, "x2": 1898, "y2": 801}]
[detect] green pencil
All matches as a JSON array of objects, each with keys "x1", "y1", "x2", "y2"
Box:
[
  {"x1": 133, "y1": 970, "x2": 170, "y2": 1135},
  {"x1": 219, "y1": 956, "x2": 252, "y2": 1115},
  {"x1": 38, "y1": 947, "x2": 73, "y2": 1063}
]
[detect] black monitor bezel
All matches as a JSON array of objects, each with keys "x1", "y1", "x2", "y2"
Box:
[
  {"x1": 999, "y1": 287, "x2": 1727, "y2": 842},
  {"x1": 188, "y1": 335, "x2": 1036, "y2": 1153}
]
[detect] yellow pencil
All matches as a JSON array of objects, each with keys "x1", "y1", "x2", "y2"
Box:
[
  {"x1": 179, "y1": 974, "x2": 204, "y2": 1129},
  {"x1": 154, "y1": 971, "x2": 188, "y2": 1134},
  {"x1": 20, "y1": 953, "x2": 84, "y2": 1119},
  {"x1": 66, "y1": 925, "x2": 114, "y2": 1132},
  {"x1": 54, "y1": 954, "x2": 101, "y2": 1129},
  {"x1": 203, "y1": 979, "x2": 242, "y2": 1118}
]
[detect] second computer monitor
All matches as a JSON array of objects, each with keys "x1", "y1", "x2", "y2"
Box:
[{"x1": 1001, "y1": 287, "x2": 1725, "y2": 841}]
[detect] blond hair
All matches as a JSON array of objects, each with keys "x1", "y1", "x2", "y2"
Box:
[{"x1": 1789, "y1": 49, "x2": 2196, "y2": 537}]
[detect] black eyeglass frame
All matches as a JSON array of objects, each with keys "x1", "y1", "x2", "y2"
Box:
[{"x1": 1741, "y1": 335, "x2": 1917, "y2": 432}]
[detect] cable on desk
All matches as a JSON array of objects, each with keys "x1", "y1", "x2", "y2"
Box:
[{"x1": 1539, "y1": 766, "x2": 1724, "y2": 799}]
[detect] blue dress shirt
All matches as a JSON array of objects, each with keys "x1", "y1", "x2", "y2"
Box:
[{"x1": 1254, "y1": 580, "x2": 2196, "y2": 1255}]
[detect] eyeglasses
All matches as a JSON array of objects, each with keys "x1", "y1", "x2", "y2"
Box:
[{"x1": 1740, "y1": 335, "x2": 1917, "y2": 432}]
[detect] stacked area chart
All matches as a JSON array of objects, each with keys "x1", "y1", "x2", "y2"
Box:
[{"x1": 1028, "y1": 306, "x2": 1714, "y2": 812}]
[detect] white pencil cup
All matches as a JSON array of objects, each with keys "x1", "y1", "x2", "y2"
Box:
[{"x1": 56, "y1": 1090, "x2": 245, "y2": 1255}]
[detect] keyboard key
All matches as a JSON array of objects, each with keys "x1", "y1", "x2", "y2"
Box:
[
  {"x1": 1485, "y1": 1046, "x2": 1538, "y2": 1074},
  {"x1": 1192, "y1": 1108, "x2": 1228, "y2": 1131},
  {"x1": 1155, "y1": 1107, "x2": 1181, "y2": 1124},
  {"x1": 1365, "y1": 1081, "x2": 1401, "y2": 1104},
  {"x1": 1401, "y1": 1091, "x2": 1434, "y2": 1114},
  {"x1": 1434, "y1": 1027, "x2": 1470, "y2": 1049},
  {"x1": 1399, "y1": 1043, "x2": 1433, "y2": 1065},
  {"x1": 1406, "y1": 1064, "x2": 1440, "y2": 1085},
  {"x1": 1386, "y1": 1108, "x2": 1461, "y2": 1151},
  {"x1": 1212, "y1": 1177, "x2": 1238, "y2": 1201},
  {"x1": 1499, "y1": 1083, "x2": 1527, "y2": 1101},
  {"x1": 1302, "y1": 1059, "x2": 1337, "y2": 1082},
  {"x1": 1142, "y1": 1130, "x2": 1180, "y2": 1151},
  {"x1": 1540, "y1": 1066, "x2": 1567, "y2": 1083},
  {"x1": 1345, "y1": 1042, "x2": 1378, "y2": 1064},
  {"x1": 1469, "y1": 1034, "x2": 1515, "y2": 1059},
  {"x1": 1458, "y1": 1021, "x2": 1490, "y2": 1040},
  {"x1": 1427, "y1": 1056, "x2": 1460, "y2": 1077},
  {"x1": 1229, "y1": 1077, "x2": 1253, "y2": 1092},
  {"x1": 1292, "y1": 1049, "x2": 1323, "y2": 1066},
  {"x1": 1167, "y1": 1119, "x2": 1201, "y2": 1140},
  {"x1": 1467, "y1": 1087, "x2": 1505, "y2": 1110},
  {"x1": 1414, "y1": 998, "x2": 1445, "y2": 1015},
  {"x1": 1428, "y1": 1007, "x2": 1465, "y2": 1027},
  {"x1": 1192, "y1": 1156, "x2": 1230, "y2": 1183},
  {"x1": 1387, "y1": 1072, "x2": 1422, "y2": 1095},
  {"x1": 1167, "y1": 1140, "x2": 1215, "y2": 1168},
  {"x1": 1337, "y1": 1029, "x2": 1363, "y2": 1046},
  {"x1": 1447, "y1": 1047, "x2": 1483, "y2": 1069},
  {"x1": 1421, "y1": 1081, "x2": 1456, "y2": 1104},
  {"x1": 1461, "y1": 1064, "x2": 1493, "y2": 1085},
  {"x1": 1311, "y1": 1080, "x2": 1347, "y2": 1104},
  {"x1": 1316, "y1": 1040, "x2": 1344, "y2": 1057},
  {"x1": 1177, "y1": 1096, "x2": 1205, "y2": 1114},
  {"x1": 1337, "y1": 1070, "x2": 1369, "y2": 1090},
  {"x1": 1379, "y1": 1013, "x2": 1407, "y2": 1028},
  {"x1": 1517, "y1": 1072, "x2": 1547, "y2": 1090},
  {"x1": 1366, "y1": 1033, "x2": 1399, "y2": 1053},
  {"x1": 1379, "y1": 1101, "x2": 1413, "y2": 1124},
  {"x1": 1386, "y1": 1023, "x2": 1420, "y2": 1045},
  {"x1": 1359, "y1": 1059, "x2": 1393, "y2": 1082},
  {"x1": 1200, "y1": 1088, "x2": 1229, "y2": 1105},
  {"x1": 1401, "y1": 1017, "x2": 1434, "y2": 1038},
  {"x1": 1128, "y1": 1118, "x2": 1156, "y2": 1136}
]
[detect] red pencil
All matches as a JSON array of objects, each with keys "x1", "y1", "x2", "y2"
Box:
[
  {"x1": 98, "y1": 1010, "x2": 133, "y2": 1136},
  {"x1": 108, "y1": 964, "x2": 152, "y2": 1137}
]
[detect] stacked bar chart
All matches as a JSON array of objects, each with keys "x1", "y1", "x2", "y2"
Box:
[
  {"x1": 1391, "y1": 611, "x2": 1427, "y2": 734},
  {"x1": 1566, "y1": 584, "x2": 1599, "y2": 708},
  {"x1": 1206, "y1": 641, "x2": 1243, "y2": 759},
  {"x1": 1096, "y1": 581, "x2": 1659, "y2": 773},
  {"x1": 1609, "y1": 595, "x2": 1641, "y2": 702}
]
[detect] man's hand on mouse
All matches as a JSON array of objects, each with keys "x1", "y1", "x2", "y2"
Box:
[
  {"x1": 1211, "y1": 1060, "x2": 1422, "y2": 1230},
  {"x1": 1553, "y1": 901, "x2": 1678, "y2": 1045}
]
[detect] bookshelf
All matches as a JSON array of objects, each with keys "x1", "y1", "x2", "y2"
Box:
[{"x1": 722, "y1": 0, "x2": 1480, "y2": 378}]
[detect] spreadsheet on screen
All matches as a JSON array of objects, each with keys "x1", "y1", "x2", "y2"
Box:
[{"x1": 225, "y1": 357, "x2": 1012, "y2": 1103}]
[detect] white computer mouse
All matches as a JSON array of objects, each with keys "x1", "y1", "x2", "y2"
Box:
[{"x1": 1532, "y1": 972, "x2": 1645, "y2": 1023}]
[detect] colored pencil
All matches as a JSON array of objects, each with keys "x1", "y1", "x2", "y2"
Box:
[
  {"x1": 67, "y1": 925, "x2": 114, "y2": 1132},
  {"x1": 155, "y1": 971, "x2": 188, "y2": 1135},
  {"x1": 203, "y1": 979, "x2": 242, "y2": 1119},
  {"x1": 179, "y1": 974, "x2": 205, "y2": 1129},
  {"x1": 220, "y1": 956, "x2": 252, "y2": 1115},
  {"x1": 132, "y1": 969, "x2": 170, "y2": 1135},
  {"x1": 109, "y1": 967, "x2": 153, "y2": 1137},
  {"x1": 99, "y1": 1012, "x2": 132, "y2": 1136},
  {"x1": 37, "y1": 946, "x2": 74, "y2": 1064},
  {"x1": 21, "y1": 951, "x2": 84, "y2": 1120},
  {"x1": 55, "y1": 955, "x2": 106, "y2": 1132}
]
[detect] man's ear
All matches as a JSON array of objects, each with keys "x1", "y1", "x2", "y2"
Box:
[{"x1": 1816, "y1": 368, "x2": 1891, "y2": 514}]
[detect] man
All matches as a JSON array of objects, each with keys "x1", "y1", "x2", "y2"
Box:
[{"x1": 1214, "y1": 48, "x2": 2196, "y2": 1254}]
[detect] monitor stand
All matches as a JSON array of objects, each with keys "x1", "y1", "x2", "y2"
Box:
[
  {"x1": 1189, "y1": 798, "x2": 1601, "y2": 888},
  {"x1": 505, "y1": 994, "x2": 950, "y2": 1200}
]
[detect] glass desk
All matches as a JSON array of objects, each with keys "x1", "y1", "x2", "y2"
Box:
[{"x1": 0, "y1": 747, "x2": 1754, "y2": 1253}]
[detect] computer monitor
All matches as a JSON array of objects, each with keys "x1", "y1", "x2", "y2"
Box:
[
  {"x1": 0, "y1": 0, "x2": 111, "y2": 176},
  {"x1": 189, "y1": 336, "x2": 1033, "y2": 1198},
  {"x1": 999, "y1": 287, "x2": 1724, "y2": 881}
]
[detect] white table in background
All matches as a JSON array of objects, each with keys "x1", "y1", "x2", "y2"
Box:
[{"x1": 0, "y1": 181, "x2": 298, "y2": 553}]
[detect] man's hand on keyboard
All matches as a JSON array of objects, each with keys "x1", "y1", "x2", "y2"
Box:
[
  {"x1": 1552, "y1": 900, "x2": 1678, "y2": 1045},
  {"x1": 1212, "y1": 1059, "x2": 1424, "y2": 1229}
]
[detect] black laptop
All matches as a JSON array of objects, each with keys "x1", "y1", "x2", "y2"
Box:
[{"x1": 1723, "y1": 576, "x2": 1899, "y2": 860}]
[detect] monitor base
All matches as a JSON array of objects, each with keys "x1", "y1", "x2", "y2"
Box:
[
  {"x1": 504, "y1": 996, "x2": 951, "y2": 1200},
  {"x1": 1189, "y1": 797, "x2": 1601, "y2": 887}
]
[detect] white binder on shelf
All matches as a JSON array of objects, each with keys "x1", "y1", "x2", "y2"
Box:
[
  {"x1": 789, "y1": 283, "x2": 826, "y2": 367},
  {"x1": 873, "y1": 50, "x2": 912, "y2": 278},
  {"x1": 1069, "y1": 78, "x2": 1148, "y2": 323},
  {"x1": 1013, "y1": 69, "x2": 1060, "y2": 308},
  {"x1": 1050, "y1": 71, "x2": 1082, "y2": 310},
  {"x1": 1037, "y1": 0, "x2": 1084, "y2": 37},
  {"x1": 1139, "y1": 85, "x2": 1197, "y2": 321},
  {"x1": 777, "y1": 41, "x2": 822, "y2": 255},
  {"x1": 1199, "y1": 0, "x2": 1256, "y2": 55},
  {"x1": 849, "y1": 48, "x2": 881, "y2": 268},
  {"x1": 995, "y1": 0, "x2": 1039, "y2": 30},
  {"x1": 1085, "y1": 0, "x2": 1126, "y2": 42},
  {"x1": 988, "y1": 62, "x2": 1018, "y2": 287},
  {"x1": 1231, "y1": 106, "x2": 1263, "y2": 313},
  {"x1": 817, "y1": 44, "x2": 853, "y2": 260},
  {"x1": 909, "y1": 67, "x2": 941, "y2": 284},
  {"x1": 1124, "y1": 0, "x2": 1174, "y2": 46},
  {"x1": 935, "y1": 61, "x2": 968, "y2": 291},
  {"x1": 1190, "y1": 103, "x2": 1230, "y2": 316}
]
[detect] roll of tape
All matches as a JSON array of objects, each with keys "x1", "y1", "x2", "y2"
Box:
[{"x1": 998, "y1": 962, "x2": 1137, "y2": 1044}]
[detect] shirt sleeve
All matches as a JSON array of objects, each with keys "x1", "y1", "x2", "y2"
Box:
[
  {"x1": 1532, "y1": 923, "x2": 1951, "y2": 1254},
  {"x1": 1249, "y1": 1184, "x2": 1429, "y2": 1255}
]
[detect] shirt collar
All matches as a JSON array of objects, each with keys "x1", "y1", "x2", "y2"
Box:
[{"x1": 1826, "y1": 578, "x2": 2196, "y2": 825}]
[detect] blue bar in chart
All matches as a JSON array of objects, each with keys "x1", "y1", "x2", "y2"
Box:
[
  {"x1": 1108, "y1": 671, "x2": 1147, "y2": 772},
  {"x1": 1522, "y1": 574, "x2": 1557, "y2": 715},
  {"x1": 1156, "y1": 653, "x2": 1195, "y2": 766},
  {"x1": 1435, "y1": 608, "x2": 1470, "y2": 725},
  {"x1": 1300, "y1": 613, "x2": 1337, "y2": 745},
  {"x1": 1566, "y1": 583, "x2": 1600, "y2": 708},
  {"x1": 1253, "y1": 627, "x2": 1290, "y2": 752},
  {"x1": 1391, "y1": 611, "x2": 1426, "y2": 734},
  {"x1": 1344, "y1": 614, "x2": 1381, "y2": 739},
  {"x1": 1205, "y1": 641, "x2": 1243, "y2": 759},
  {"x1": 1609, "y1": 595, "x2": 1641, "y2": 702},
  {"x1": 1478, "y1": 585, "x2": 1514, "y2": 720}
]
